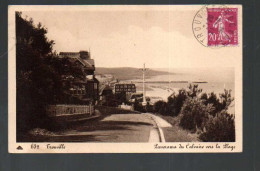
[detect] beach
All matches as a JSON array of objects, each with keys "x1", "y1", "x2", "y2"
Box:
[{"x1": 129, "y1": 68, "x2": 235, "y2": 113}]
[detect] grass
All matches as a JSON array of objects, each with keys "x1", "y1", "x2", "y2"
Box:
[{"x1": 154, "y1": 114, "x2": 199, "y2": 142}]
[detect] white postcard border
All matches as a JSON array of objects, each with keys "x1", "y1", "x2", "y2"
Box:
[{"x1": 8, "y1": 5, "x2": 243, "y2": 153}]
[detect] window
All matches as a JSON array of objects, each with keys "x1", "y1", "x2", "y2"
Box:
[{"x1": 94, "y1": 83, "x2": 98, "y2": 89}]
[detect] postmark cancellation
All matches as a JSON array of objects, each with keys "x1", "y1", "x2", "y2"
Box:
[{"x1": 193, "y1": 5, "x2": 239, "y2": 47}]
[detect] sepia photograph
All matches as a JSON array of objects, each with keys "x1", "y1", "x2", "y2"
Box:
[{"x1": 8, "y1": 5, "x2": 242, "y2": 153}]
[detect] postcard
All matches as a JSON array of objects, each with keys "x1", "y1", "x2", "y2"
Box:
[{"x1": 8, "y1": 5, "x2": 242, "y2": 153}]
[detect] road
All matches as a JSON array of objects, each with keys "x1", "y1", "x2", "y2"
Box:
[{"x1": 46, "y1": 113, "x2": 169, "y2": 142}]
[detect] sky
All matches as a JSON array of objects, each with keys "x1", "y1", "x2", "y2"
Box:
[{"x1": 20, "y1": 6, "x2": 241, "y2": 68}]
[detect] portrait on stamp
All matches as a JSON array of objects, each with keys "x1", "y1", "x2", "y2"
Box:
[{"x1": 8, "y1": 5, "x2": 242, "y2": 153}]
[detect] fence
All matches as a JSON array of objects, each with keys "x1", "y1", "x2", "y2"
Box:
[{"x1": 46, "y1": 104, "x2": 94, "y2": 117}]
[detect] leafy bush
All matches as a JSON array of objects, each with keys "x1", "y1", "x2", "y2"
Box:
[
  {"x1": 167, "y1": 89, "x2": 187, "y2": 116},
  {"x1": 153, "y1": 84, "x2": 203, "y2": 116},
  {"x1": 153, "y1": 100, "x2": 168, "y2": 114},
  {"x1": 146, "y1": 102, "x2": 154, "y2": 113},
  {"x1": 199, "y1": 111, "x2": 235, "y2": 142},
  {"x1": 179, "y1": 97, "x2": 214, "y2": 131},
  {"x1": 187, "y1": 84, "x2": 202, "y2": 98},
  {"x1": 152, "y1": 84, "x2": 235, "y2": 142},
  {"x1": 219, "y1": 89, "x2": 234, "y2": 111},
  {"x1": 201, "y1": 89, "x2": 234, "y2": 116},
  {"x1": 201, "y1": 92, "x2": 222, "y2": 116}
]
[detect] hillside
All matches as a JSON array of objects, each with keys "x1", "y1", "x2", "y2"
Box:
[{"x1": 95, "y1": 67, "x2": 174, "y2": 80}]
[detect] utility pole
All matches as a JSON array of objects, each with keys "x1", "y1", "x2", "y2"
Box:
[{"x1": 141, "y1": 63, "x2": 148, "y2": 106}]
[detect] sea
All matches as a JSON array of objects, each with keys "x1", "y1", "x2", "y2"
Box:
[{"x1": 131, "y1": 68, "x2": 235, "y2": 113}]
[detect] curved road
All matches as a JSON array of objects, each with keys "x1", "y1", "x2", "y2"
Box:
[{"x1": 46, "y1": 113, "x2": 171, "y2": 142}]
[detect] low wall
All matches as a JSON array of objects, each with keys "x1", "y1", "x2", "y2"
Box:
[
  {"x1": 118, "y1": 104, "x2": 134, "y2": 111},
  {"x1": 46, "y1": 104, "x2": 94, "y2": 117}
]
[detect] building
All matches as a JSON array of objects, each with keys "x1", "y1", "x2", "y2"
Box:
[
  {"x1": 85, "y1": 76, "x2": 99, "y2": 101},
  {"x1": 114, "y1": 84, "x2": 136, "y2": 94},
  {"x1": 59, "y1": 50, "x2": 99, "y2": 102},
  {"x1": 100, "y1": 85, "x2": 113, "y2": 97},
  {"x1": 59, "y1": 51, "x2": 95, "y2": 75},
  {"x1": 114, "y1": 84, "x2": 136, "y2": 103},
  {"x1": 99, "y1": 85, "x2": 114, "y2": 106}
]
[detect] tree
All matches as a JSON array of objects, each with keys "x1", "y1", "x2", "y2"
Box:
[
  {"x1": 16, "y1": 12, "x2": 63, "y2": 133},
  {"x1": 179, "y1": 97, "x2": 214, "y2": 132},
  {"x1": 201, "y1": 89, "x2": 234, "y2": 116},
  {"x1": 167, "y1": 89, "x2": 187, "y2": 116},
  {"x1": 187, "y1": 84, "x2": 202, "y2": 98},
  {"x1": 219, "y1": 89, "x2": 234, "y2": 111},
  {"x1": 199, "y1": 111, "x2": 235, "y2": 142},
  {"x1": 153, "y1": 100, "x2": 168, "y2": 114},
  {"x1": 152, "y1": 84, "x2": 202, "y2": 116}
]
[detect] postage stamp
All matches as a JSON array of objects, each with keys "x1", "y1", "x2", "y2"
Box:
[
  {"x1": 192, "y1": 5, "x2": 239, "y2": 47},
  {"x1": 207, "y1": 8, "x2": 238, "y2": 46}
]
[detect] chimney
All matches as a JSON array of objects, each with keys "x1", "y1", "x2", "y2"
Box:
[{"x1": 79, "y1": 51, "x2": 90, "y2": 59}]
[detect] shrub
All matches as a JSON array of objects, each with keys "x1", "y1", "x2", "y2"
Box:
[
  {"x1": 219, "y1": 89, "x2": 234, "y2": 111},
  {"x1": 166, "y1": 84, "x2": 202, "y2": 116},
  {"x1": 199, "y1": 111, "x2": 235, "y2": 142},
  {"x1": 201, "y1": 92, "x2": 222, "y2": 116},
  {"x1": 153, "y1": 100, "x2": 168, "y2": 115},
  {"x1": 133, "y1": 99, "x2": 146, "y2": 113},
  {"x1": 153, "y1": 100, "x2": 165, "y2": 113},
  {"x1": 187, "y1": 84, "x2": 202, "y2": 98},
  {"x1": 179, "y1": 97, "x2": 214, "y2": 131},
  {"x1": 201, "y1": 89, "x2": 234, "y2": 116},
  {"x1": 152, "y1": 84, "x2": 202, "y2": 116},
  {"x1": 146, "y1": 102, "x2": 154, "y2": 113},
  {"x1": 102, "y1": 94, "x2": 120, "y2": 107},
  {"x1": 167, "y1": 89, "x2": 187, "y2": 116}
]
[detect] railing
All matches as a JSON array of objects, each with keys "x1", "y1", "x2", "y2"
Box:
[{"x1": 46, "y1": 104, "x2": 94, "y2": 117}]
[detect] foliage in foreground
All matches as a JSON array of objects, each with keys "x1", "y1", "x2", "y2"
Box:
[
  {"x1": 16, "y1": 12, "x2": 58, "y2": 132},
  {"x1": 152, "y1": 84, "x2": 235, "y2": 142},
  {"x1": 178, "y1": 87, "x2": 235, "y2": 142},
  {"x1": 16, "y1": 12, "x2": 87, "y2": 133},
  {"x1": 199, "y1": 111, "x2": 235, "y2": 142},
  {"x1": 153, "y1": 84, "x2": 202, "y2": 116},
  {"x1": 179, "y1": 97, "x2": 214, "y2": 132}
]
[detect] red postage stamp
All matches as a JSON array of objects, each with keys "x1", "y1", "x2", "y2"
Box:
[{"x1": 207, "y1": 8, "x2": 238, "y2": 46}]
